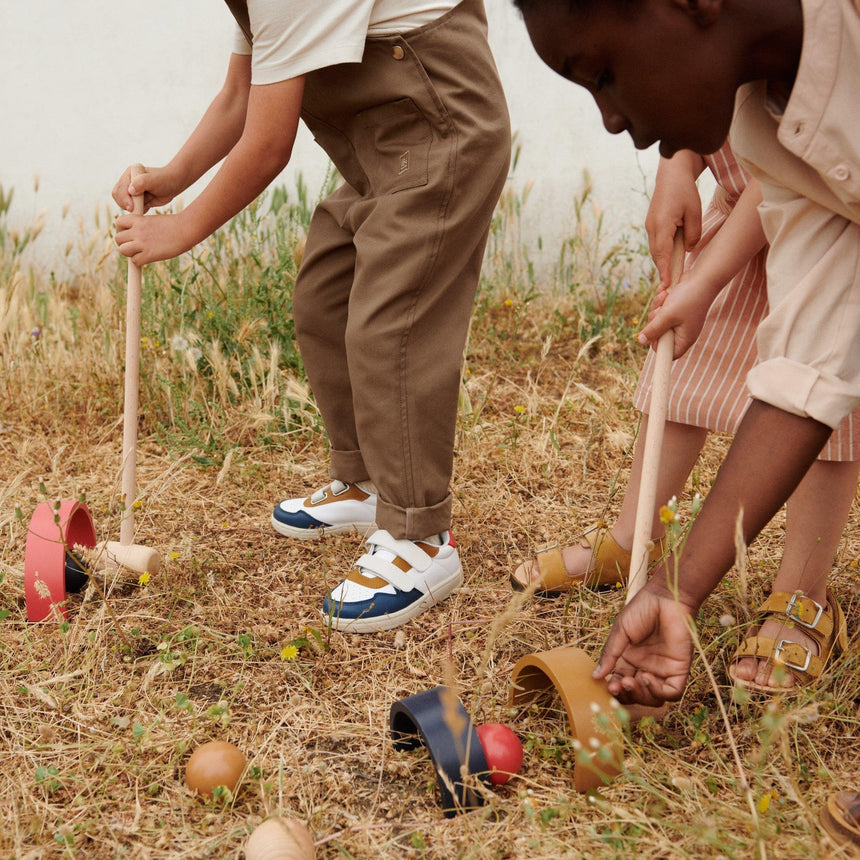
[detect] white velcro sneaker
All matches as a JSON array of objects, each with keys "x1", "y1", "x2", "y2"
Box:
[{"x1": 322, "y1": 528, "x2": 462, "y2": 632}]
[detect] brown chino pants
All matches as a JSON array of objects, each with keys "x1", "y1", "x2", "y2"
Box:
[{"x1": 293, "y1": 0, "x2": 511, "y2": 540}]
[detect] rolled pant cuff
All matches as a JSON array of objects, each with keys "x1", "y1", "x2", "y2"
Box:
[
  {"x1": 329, "y1": 448, "x2": 369, "y2": 484},
  {"x1": 747, "y1": 358, "x2": 860, "y2": 430},
  {"x1": 376, "y1": 493, "x2": 453, "y2": 541}
]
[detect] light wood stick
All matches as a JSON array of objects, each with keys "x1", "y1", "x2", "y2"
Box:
[
  {"x1": 626, "y1": 229, "x2": 686, "y2": 604},
  {"x1": 119, "y1": 164, "x2": 145, "y2": 547}
]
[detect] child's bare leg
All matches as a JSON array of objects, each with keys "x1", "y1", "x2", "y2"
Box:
[
  {"x1": 732, "y1": 457, "x2": 859, "y2": 688},
  {"x1": 551, "y1": 418, "x2": 707, "y2": 579}
]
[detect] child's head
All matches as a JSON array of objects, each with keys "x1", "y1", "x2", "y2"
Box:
[{"x1": 514, "y1": 0, "x2": 777, "y2": 157}]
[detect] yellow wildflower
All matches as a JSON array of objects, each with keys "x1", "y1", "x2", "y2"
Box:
[
  {"x1": 757, "y1": 792, "x2": 774, "y2": 814},
  {"x1": 281, "y1": 645, "x2": 299, "y2": 661},
  {"x1": 138, "y1": 572, "x2": 151, "y2": 587}
]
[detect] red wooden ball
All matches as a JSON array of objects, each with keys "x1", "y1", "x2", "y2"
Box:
[{"x1": 476, "y1": 723, "x2": 523, "y2": 785}]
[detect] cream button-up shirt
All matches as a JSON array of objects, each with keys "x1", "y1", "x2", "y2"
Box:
[{"x1": 731, "y1": 0, "x2": 860, "y2": 429}]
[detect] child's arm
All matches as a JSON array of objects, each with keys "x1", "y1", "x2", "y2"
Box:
[
  {"x1": 638, "y1": 175, "x2": 766, "y2": 359},
  {"x1": 113, "y1": 54, "x2": 304, "y2": 265},
  {"x1": 645, "y1": 150, "x2": 706, "y2": 287},
  {"x1": 113, "y1": 53, "x2": 253, "y2": 214}
]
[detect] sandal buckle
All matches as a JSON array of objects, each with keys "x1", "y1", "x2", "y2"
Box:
[
  {"x1": 784, "y1": 592, "x2": 824, "y2": 630},
  {"x1": 774, "y1": 639, "x2": 812, "y2": 673}
]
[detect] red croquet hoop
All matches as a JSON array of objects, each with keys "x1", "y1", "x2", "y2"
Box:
[{"x1": 25, "y1": 500, "x2": 96, "y2": 622}]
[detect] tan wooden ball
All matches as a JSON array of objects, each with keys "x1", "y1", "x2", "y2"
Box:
[
  {"x1": 184, "y1": 740, "x2": 247, "y2": 798},
  {"x1": 245, "y1": 816, "x2": 315, "y2": 860}
]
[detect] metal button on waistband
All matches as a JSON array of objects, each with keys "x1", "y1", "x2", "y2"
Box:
[
  {"x1": 392, "y1": 45, "x2": 405, "y2": 60},
  {"x1": 833, "y1": 165, "x2": 850, "y2": 181}
]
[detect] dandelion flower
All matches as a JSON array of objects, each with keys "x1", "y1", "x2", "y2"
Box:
[
  {"x1": 138, "y1": 572, "x2": 151, "y2": 587},
  {"x1": 281, "y1": 644, "x2": 299, "y2": 661}
]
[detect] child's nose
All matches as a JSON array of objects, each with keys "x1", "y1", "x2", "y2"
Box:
[{"x1": 594, "y1": 97, "x2": 628, "y2": 136}]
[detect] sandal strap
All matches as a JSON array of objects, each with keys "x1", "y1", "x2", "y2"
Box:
[
  {"x1": 835, "y1": 791, "x2": 860, "y2": 827},
  {"x1": 578, "y1": 525, "x2": 665, "y2": 587},
  {"x1": 733, "y1": 590, "x2": 847, "y2": 686},
  {"x1": 758, "y1": 591, "x2": 839, "y2": 647},
  {"x1": 533, "y1": 543, "x2": 568, "y2": 584},
  {"x1": 733, "y1": 634, "x2": 825, "y2": 682}
]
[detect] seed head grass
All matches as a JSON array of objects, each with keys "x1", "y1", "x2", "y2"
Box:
[{"x1": 0, "y1": 175, "x2": 857, "y2": 858}]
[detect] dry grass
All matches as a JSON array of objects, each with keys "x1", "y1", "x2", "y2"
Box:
[{"x1": 0, "y1": 183, "x2": 858, "y2": 860}]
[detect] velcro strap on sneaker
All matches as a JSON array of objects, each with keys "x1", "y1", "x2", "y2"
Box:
[
  {"x1": 365, "y1": 530, "x2": 433, "y2": 572},
  {"x1": 355, "y1": 553, "x2": 421, "y2": 593}
]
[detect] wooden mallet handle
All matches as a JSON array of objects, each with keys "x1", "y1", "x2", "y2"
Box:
[
  {"x1": 119, "y1": 164, "x2": 145, "y2": 547},
  {"x1": 626, "y1": 229, "x2": 686, "y2": 604}
]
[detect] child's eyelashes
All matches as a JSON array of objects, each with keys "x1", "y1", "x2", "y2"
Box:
[{"x1": 559, "y1": 58, "x2": 612, "y2": 93}]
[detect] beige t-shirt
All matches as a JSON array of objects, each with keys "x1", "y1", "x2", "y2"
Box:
[
  {"x1": 231, "y1": 0, "x2": 459, "y2": 84},
  {"x1": 731, "y1": 0, "x2": 860, "y2": 428}
]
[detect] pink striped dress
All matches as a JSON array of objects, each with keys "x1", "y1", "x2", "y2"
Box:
[{"x1": 633, "y1": 143, "x2": 859, "y2": 461}]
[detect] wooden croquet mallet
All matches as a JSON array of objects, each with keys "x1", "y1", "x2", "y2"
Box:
[
  {"x1": 627, "y1": 228, "x2": 686, "y2": 603},
  {"x1": 97, "y1": 164, "x2": 161, "y2": 575}
]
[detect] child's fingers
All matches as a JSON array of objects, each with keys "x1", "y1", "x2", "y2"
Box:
[
  {"x1": 681, "y1": 207, "x2": 702, "y2": 252},
  {"x1": 650, "y1": 223, "x2": 679, "y2": 286},
  {"x1": 112, "y1": 171, "x2": 134, "y2": 212},
  {"x1": 593, "y1": 626, "x2": 631, "y2": 682},
  {"x1": 112, "y1": 165, "x2": 148, "y2": 212},
  {"x1": 637, "y1": 313, "x2": 670, "y2": 348}
]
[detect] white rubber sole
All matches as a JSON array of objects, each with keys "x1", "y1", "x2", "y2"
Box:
[
  {"x1": 270, "y1": 514, "x2": 376, "y2": 540},
  {"x1": 322, "y1": 565, "x2": 464, "y2": 633}
]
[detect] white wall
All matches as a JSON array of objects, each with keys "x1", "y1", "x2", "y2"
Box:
[{"x1": 0, "y1": 0, "x2": 661, "y2": 272}]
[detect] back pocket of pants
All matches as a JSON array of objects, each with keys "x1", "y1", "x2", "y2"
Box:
[{"x1": 355, "y1": 98, "x2": 432, "y2": 195}]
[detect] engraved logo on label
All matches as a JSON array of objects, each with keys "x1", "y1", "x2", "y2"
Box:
[{"x1": 399, "y1": 151, "x2": 410, "y2": 175}]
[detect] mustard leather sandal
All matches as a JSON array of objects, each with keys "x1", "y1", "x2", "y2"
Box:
[
  {"x1": 510, "y1": 525, "x2": 665, "y2": 596},
  {"x1": 820, "y1": 790, "x2": 860, "y2": 854},
  {"x1": 728, "y1": 590, "x2": 848, "y2": 692}
]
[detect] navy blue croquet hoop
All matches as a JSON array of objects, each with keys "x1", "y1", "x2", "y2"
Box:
[{"x1": 390, "y1": 686, "x2": 490, "y2": 817}]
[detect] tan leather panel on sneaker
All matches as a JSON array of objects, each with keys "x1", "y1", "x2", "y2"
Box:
[
  {"x1": 345, "y1": 569, "x2": 388, "y2": 589},
  {"x1": 306, "y1": 484, "x2": 370, "y2": 508}
]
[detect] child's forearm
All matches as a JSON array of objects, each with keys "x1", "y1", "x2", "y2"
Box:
[
  {"x1": 173, "y1": 75, "x2": 305, "y2": 250},
  {"x1": 652, "y1": 402, "x2": 832, "y2": 612},
  {"x1": 684, "y1": 178, "x2": 765, "y2": 306},
  {"x1": 655, "y1": 149, "x2": 706, "y2": 185},
  {"x1": 166, "y1": 53, "x2": 254, "y2": 194}
]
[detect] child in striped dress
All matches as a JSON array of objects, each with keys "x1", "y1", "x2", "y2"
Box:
[{"x1": 513, "y1": 141, "x2": 859, "y2": 691}]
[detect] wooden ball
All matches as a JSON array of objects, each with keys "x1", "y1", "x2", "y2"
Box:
[
  {"x1": 245, "y1": 816, "x2": 315, "y2": 860},
  {"x1": 184, "y1": 740, "x2": 246, "y2": 798},
  {"x1": 476, "y1": 723, "x2": 523, "y2": 785}
]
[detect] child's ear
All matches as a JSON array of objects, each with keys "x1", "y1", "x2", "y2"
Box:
[{"x1": 671, "y1": 0, "x2": 723, "y2": 26}]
